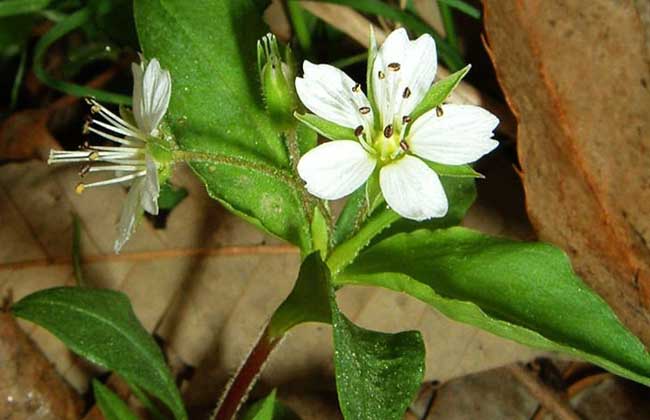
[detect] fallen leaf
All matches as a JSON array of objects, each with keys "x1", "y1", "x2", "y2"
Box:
[
  {"x1": 483, "y1": 1, "x2": 650, "y2": 344},
  {"x1": 0, "y1": 310, "x2": 83, "y2": 420}
]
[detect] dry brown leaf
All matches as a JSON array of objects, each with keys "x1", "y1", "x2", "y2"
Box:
[
  {"x1": 0, "y1": 160, "x2": 541, "y2": 412},
  {"x1": 0, "y1": 311, "x2": 83, "y2": 419},
  {"x1": 483, "y1": 1, "x2": 650, "y2": 345}
]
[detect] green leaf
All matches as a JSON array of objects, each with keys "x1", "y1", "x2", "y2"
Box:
[
  {"x1": 336, "y1": 227, "x2": 650, "y2": 387},
  {"x1": 294, "y1": 112, "x2": 357, "y2": 141},
  {"x1": 157, "y1": 182, "x2": 188, "y2": 211},
  {"x1": 409, "y1": 64, "x2": 471, "y2": 122},
  {"x1": 330, "y1": 290, "x2": 425, "y2": 420},
  {"x1": 241, "y1": 390, "x2": 300, "y2": 420},
  {"x1": 12, "y1": 287, "x2": 187, "y2": 420},
  {"x1": 93, "y1": 380, "x2": 139, "y2": 420},
  {"x1": 268, "y1": 252, "x2": 331, "y2": 338},
  {"x1": 135, "y1": 0, "x2": 313, "y2": 251},
  {"x1": 328, "y1": 175, "x2": 476, "y2": 275}
]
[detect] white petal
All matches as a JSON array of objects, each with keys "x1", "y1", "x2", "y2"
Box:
[
  {"x1": 114, "y1": 177, "x2": 144, "y2": 253},
  {"x1": 136, "y1": 58, "x2": 171, "y2": 135},
  {"x1": 372, "y1": 28, "x2": 437, "y2": 124},
  {"x1": 379, "y1": 155, "x2": 448, "y2": 221},
  {"x1": 297, "y1": 140, "x2": 376, "y2": 200},
  {"x1": 131, "y1": 62, "x2": 144, "y2": 131},
  {"x1": 408, "y1": 104, "x2": 499, "y2": 165},
  {"x1": 295, "y1": 61, "x2": 372, "y2": 129},
  {"x1": 141, "y1": 156, "x2": 160, "y2": 215}
]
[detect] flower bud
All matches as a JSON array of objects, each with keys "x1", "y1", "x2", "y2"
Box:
[{"x1": 257, "y1": 33, "x2": 299, "y2": 129}]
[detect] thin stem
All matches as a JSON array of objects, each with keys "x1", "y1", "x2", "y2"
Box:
[
  {"x1": 507, "y1": 363, "x2": 582, "y2": 420},
  {"x1": 286, "y1": 1, "x2": 312, "y2": 54},
  {"x1": 437, "y1": 1, "x2": 459, "y2": 52},
  {"x1": 211, "y1": 326, "x2": 281, "y2": 420},
  {"x1": 331, "y1": 52, "x2": 368, "y2": 69}
]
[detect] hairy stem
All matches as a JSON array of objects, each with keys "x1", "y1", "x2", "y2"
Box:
[{"x1": 211, "y1": 326, "x2": 280, "y2": 420}]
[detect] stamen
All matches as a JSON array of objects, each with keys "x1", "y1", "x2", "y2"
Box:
[
  {"x1": 383, "y1": 124, "x2": 393, "y2": 138},
  {"x1": 359, "y1": 106, "x2": 371, "y2": 114},
  {"x1": 436, "y1": 106, "x2": 444, "y2": 117},
  {"x1": 75, "y1": 183, "x2": 86, "y2": 194},
  {"x1": 402, "y1": 115, "x2": 412, "y2": 124},
  {"x1": 354, "y1": 125, "x2": 364, "y2": 137},
  {"x1": 91, "y1": 118, "x2": 139, "y2": 138},
  {"x1": 81, "y1": 170, "x2": 146, "y2": 189},
  {"x1": 86, "y1": 98, "x2": 139, "y2": 133},
  {"x1": 79, "y1": 165, "x2": 91, "y2": 177},
  {"x1": 82, "y1": 120, "x2": 91, "y2": 135},
  {"x1": 402, "y1": 87, "x2": 411, "y2": 98},
  {"x1": 87, "y1": 126, "x2": 139, "y2": 146},
  {"x1": 352, "y1": 83, "x2": 361, "y2": 93},
  {"x1": 400, "y1": 140, "x2": 409, "y2": 151},
  {"x1": 87, "y1": 165, "x2": 143, "y2": 173},
  {"x1": 378, "y1": 70, "x2": 385, "y2": 80},
  {"x1": 387, "y1": 62, "x2": 401, "y2": 71}
]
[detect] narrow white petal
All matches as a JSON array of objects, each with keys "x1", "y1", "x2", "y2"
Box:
[
  {"x1": 372, "y1": 28, "x2": 437, "y2": 125},
  {"x1": 408, "y1": 104, "x2": 499, "y2": 165},
  {"x1": 379, "y1": 155, "x2": 448, "y2": 221},
  {"x1": 131, "y1": 62, "x2": 145, "y2": 132},
  {"x1": 297, "y1": 140, "x2": 376, "y2": 200},
  {"x1": 139, "y1": 58, "x2": 171, "y2": 135},
  {"x1": 114, "y1": 177, "x2": 144, "y2": 253},
  {"x1": 397, "y1": 33, "x2": 437, "y2": 116},
  {"x1": 295, "y1": 61, "x2": 372, "y2": 129},
  {"x1": 141, "y1": 156, "x2": 160, "y2": 215}
]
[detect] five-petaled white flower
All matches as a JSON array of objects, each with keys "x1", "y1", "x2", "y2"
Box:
[
  {"x1": 295, "y1": 28, "x2": 499, "y2": 220},
  {"x1": 48, "y1": 57, "x2": 172, "y2": 253}
]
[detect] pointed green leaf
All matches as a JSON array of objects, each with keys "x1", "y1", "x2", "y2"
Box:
[
  {"x1": 294, "y1": 112, "x2": 357, "y2": 141},
  {"x1": 12, "y1": 287, "x2": 187, "y2": 420},
  {"x1": 409, "y1": 65, "x2": 471, "y2": 122},
  {"x1": 135, "y1": 0, "x2": 312, "y2": 250},
  {"x1": 331, "y1": 290, "x2": 425, "y2": 420},
  {"x1": 93, "y1": 380, "x2": 139, "y2": 420},
  {"x1": 336, "y1": 227, "x2": 650, "y2": 387},
  {"x1": 268, "y1": 252, "x2": 331, "y2": 338},
  {"x1": 241, "y1": 390, "x2": 300, "y2": 420}
]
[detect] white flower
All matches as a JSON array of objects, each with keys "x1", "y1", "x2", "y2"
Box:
[
  {"x1": 48, "y1": 57, "x2": 172, "y2": 253},
  {"x1": 295, "y1": 28, "x2": 499, "y2": 221}
]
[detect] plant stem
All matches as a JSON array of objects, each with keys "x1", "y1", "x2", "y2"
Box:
[{"x1": 211, "y1": 326, "x2": 281, "y2": 420}]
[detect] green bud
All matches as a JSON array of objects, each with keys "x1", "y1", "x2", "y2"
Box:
[{"x1": 257, "y1": 33, "x2": 299, "y2": 129}]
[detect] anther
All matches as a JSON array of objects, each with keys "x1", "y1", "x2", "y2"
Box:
[
  {"x1": 352, "y1": 83, "x2": 361, "y2": 93},
  {"x1": 90, "y1": 105, "x2": 101, "y2": 114},
  {"x1": 400, "y1": 140, "x2": 409, "y2": 151},
  {"x1": 402, "y1": 87, "x2": 411, "y2": 98},
  {"x1": 387, "y1": 62, "x2": 401, "y2": 71},
  {"x1": 383, "y1": 124, "x2": 393, "y2": 138},
  {"x1": 354, "y1": 125, "x2": 364, "y2": 137},
  {"x1": 436, "y1": 106, "x2": 444, "y2": 117},
  {"x1": 359, "y1": 106, "x2": 370, "y2": 114},
  {"x1": 89, "y1": 151, "x2": 100, "y2": 161},
  {"x1": 75, "y1": 183, "x2": 86, "y2": 194},
  {"x1": 82, "y1": 120, "x2": 91, "y2": 135},
  {"x1": 79, "y1": 165, "x2": 91, "y2": 177},
  {"x1": 378, "y1": 70, "x2": 385, "y2": 80},
  {"x1": 402, "y1": 115, "x2": 412, "y2": 124},
  {"x1": 84, "y1": 97, "x2": 93, "y2": 106}
]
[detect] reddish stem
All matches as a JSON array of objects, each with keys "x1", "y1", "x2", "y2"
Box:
[{"x1": 212, "y1": 327, "x2": 280, "y2": 420}]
